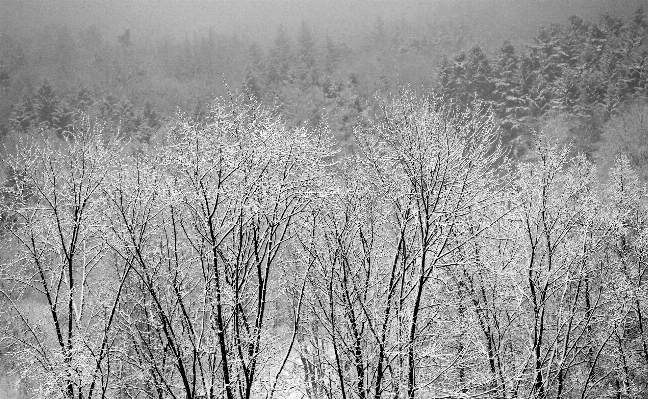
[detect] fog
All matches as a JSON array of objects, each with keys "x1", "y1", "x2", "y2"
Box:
[
  {"x1": 2, "y1": 0, "x2": 644, "y2": 46},
  {"x1": 0, "y1": 0, "x2": 646, "y2": 147}
]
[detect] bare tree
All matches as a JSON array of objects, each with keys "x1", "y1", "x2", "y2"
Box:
[
  {"x1": 600, "y1": 156, "x2": 648, "y2": 398},
  {"x1": 511, "y1": 143, "x2": 622, "y2": 399},
  {"x1": 0, "y1": 122, "x2": 130, "y2": 399},
  {"x1": 5, "y1": 93, "x2": 648, "y2": 399},
  {"x1": 107, "y1": 100, "x2": 333, "y2": 399},
  {"x1": 299, "y1": 93, "x2": 509, "y2": 399}
]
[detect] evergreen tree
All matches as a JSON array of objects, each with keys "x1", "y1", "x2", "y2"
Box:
[
  {"x1": 243, "y1": 44, "x2": 266, "y2": 102},
  {"x1": 601, "y1": 14, "x2": 624, "y2": 37},
  {"x1": 114, "y1": 97, "x2": 140, "y2": 135},
  {"x1": 98, "y1": 94, "x2": 118, "y2": 122},
  {"x1": 0, "y1": 64, "x2": 8, "y2": 88},
  {"x1": 141, "y1": 100, "x2": 159, "y2": 129},
  {"x1": 297, "y1": 21, "x2": 317, "y2": 71},
  {"x1": 297, "y1": 22, "x2": 320, "y2": 86},
  {"x1": 374, "y1": 15, "x2": 386, "y2": 43},
  {"x1": 635, "y1": 6, "x2": 648, "y2": 29},
  {"x1": 438, "y1": 50, "x2": 471, "y2": 108},
  {"x1": 73, "y1": 87, "x2": 94, "y2": 109},
  {"x1": 9, "y1": 96, "x2": 35, "y2": 132},
  {"x1": 267, "y1": 25, "x2": 293, "y2": 85},
  {"x1": 438, "y1": 45, "x2": 495, "y2": 111},
  {"x1": 493, "y1": 41, "x2": 525, "y2": 138},
  {"x1": 633, "y1": 5, "x2": 648, "y2": 29},
  {"x1": 34, "y1": 81, "x2": 59, "y2": 127},
  {"x1": 323, "y1": 36, "x2": 345, "y2": 75},
  {"x1": 52, "y1": 102, "x2": 74, "y2": 138},
  {"x1": 118, "y1": 29, "x2": 132, "y2": 47},
  {"x1": 466, "y1": 44, "x2": 495, "y2": 104}
]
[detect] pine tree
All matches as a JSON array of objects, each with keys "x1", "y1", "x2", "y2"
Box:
[
  {"x1": 635, "y1": 6, "x2": 647, "y2": 29},
  {"x1": 493, "y1": 41, "x2": 525, "y2": 139},
  {"x1": 466, "y1": 44, "x2": 495, "y2": 104},
  {"x1": 293, "y1": 23, "x2": 319, "y2": 88},
  {"x1": 73, "y1": 87, "x2": 94, "y2": 109},
  {"x1": 9, "y1": 96, "x2": 35, "y2": 132},
  {"x1": 52, "y1": 102, "x2": 74, "y2": 138},
  {"x1": 323, "y1": 36, "x2": 345, "y2": 75},
  {"x1": 267, "y1": 25, "x2": 293, "y2": 85},
  {"x1": 438, "y1": 51, "x2": 471, "y2": 108},
  {"x1": 0, "y1": 63, "x2": 8, "y2": 88},
  {"x1": 243, "y1": 44, "x2": 266, "y2": 102},
  {"x1": 438, "y1": 45, "x2": 495, "y2": 111},
  {"x1": 34, "y1": 81, "x2": 59, "y2": 127},
  {"x1": 98, "y1": 95, "x2": 118, "y2": 121},
  {"x1": 118, "y1": 29, "x2": 132, "y2": 47},
  {"x1": 298, "y1": 21, "x2": 317, "y2": 71},
  {"x1": 141, "y1": 101, "x2": 159, "y2": 129}
]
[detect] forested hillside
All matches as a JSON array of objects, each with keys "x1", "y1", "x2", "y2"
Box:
[
  {"x1": 2, "y1": 1, "x2": 648, "y2": 157},
  {"x1": 4, "y1": 1, "x2": 648, "y2": 398}
]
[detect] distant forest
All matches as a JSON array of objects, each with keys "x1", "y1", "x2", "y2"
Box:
[
  {"x1": 6, "y1": 1, "x2": 648, "y2": 399},
  {"x1": 2, "y1": 1, "x2": 648, "y2": 162}
]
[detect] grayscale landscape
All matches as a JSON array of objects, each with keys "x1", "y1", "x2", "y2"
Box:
[{"x1": 2, "y1": 1, "x2": 648, "y2": 398}]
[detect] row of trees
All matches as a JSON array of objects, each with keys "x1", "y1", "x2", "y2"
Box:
[
  {"x1": 0, "y1": 25, "x2": 249, "y2": 138},
  {"x1": 7, "y1": 82, "x2": 161, "y2": 142},
  {"x1": 0, "y1": 7, "x2": 476, "y2": 150},
  {"x1": 439, "y1": 7, "x2": 648, "y2": 153},
  {"x1": 5, "y1": 7, "x2": 648, "y2": 159},
  {"x1": 2, "y1": 93, "x2": 648, "y2": 398}
]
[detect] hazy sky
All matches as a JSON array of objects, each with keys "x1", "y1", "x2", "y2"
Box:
[{"x1": 2, "y1": 0, "x2": 646, "y2": 47}]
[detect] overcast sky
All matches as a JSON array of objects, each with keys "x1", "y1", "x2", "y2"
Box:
[{"x1": 2, "y1": 0, "x2": 645, "y2": 47}]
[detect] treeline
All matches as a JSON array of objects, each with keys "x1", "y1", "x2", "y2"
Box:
[
  {"x1": 5, "y1": 7, "x2": 648, "y2": 160},
  {"x1": 2, "y1": 94, "x2": 648, "y2": 398},
  {"x1": 0, "y1": 25, "x2": 250, "y2": 137},
  {"x1": 0, "y1": 15, "x2": 472, "y2": 150},
  {"x1": 7, "y1": 81, "x2": 161, "y2": 143},
  {"x1": 438, "y1": 7, "x2": 648, "y2": 158},
  {"x1": 239, "y1": 18, "x2": 472, "y2": 148}
]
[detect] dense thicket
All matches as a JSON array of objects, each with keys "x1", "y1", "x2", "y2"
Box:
[
  {"x1": 2, "y1": 93, "x2": 648, "y2": 398},
  {"x1": 438, "y1": 8, "x2": 648, "y2": 155}
]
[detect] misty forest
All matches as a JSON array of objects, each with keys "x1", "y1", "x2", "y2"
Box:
[{"x1": 6, "y1": 1, "x2": 648, "y2": 398}]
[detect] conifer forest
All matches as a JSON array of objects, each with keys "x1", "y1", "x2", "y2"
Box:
[{"x1": 5, "y1": 1, "x2": 648, "y2": 398}]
